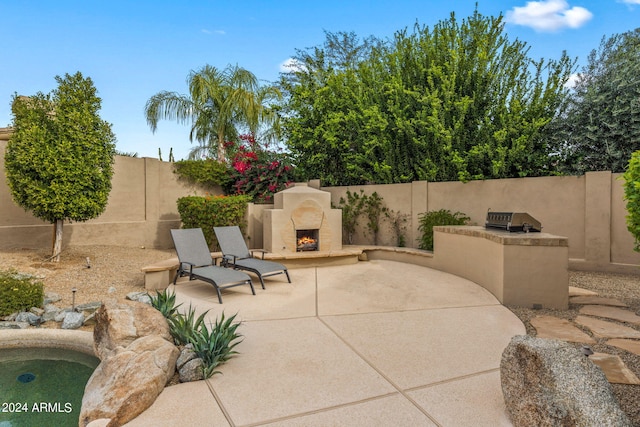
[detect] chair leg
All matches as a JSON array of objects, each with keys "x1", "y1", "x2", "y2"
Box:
[
  {"x1": 215, "y1": 287, "x2": 223, "y2": 304},
  {"x1": 285, "y1": 270, "x2": 291, "y2": 283},
  {"x1": 248, "y1": 280, "x2": 256, "y2": 295},
  {"x1": 258, "y1": 275, "x2": 266, "y2": 290}
]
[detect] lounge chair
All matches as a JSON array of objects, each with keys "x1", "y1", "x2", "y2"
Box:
[
  {"x1": 170, "y1": 228, "x2": 255, "y2": 304},
  {"x1": 213, "y1": 226, "x2": 291, "y2": 289}
]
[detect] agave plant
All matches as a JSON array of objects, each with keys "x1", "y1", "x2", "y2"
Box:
[
  {"x1": 167, "y1": 305, "x2": 209, "y2": 346},
  {"x1": 191, "y1": 312, "x2": 243, "y2": 378},
  {"x1": 148, "y1": 288, "x2": 182, "y2": 319}
]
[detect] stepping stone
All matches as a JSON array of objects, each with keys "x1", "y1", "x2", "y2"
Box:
[
  {"x1": 606, "y1": 339, "x2": 640, "y2": 356},
  {"x1": 569, "y1": 286, "x2": 598, "y2": 297},
  {"x1": 589, "y1": 353, "x2": 640, "y2": 385},
  {"x1": 569, "y1": 296, "x2": 628, "y2": 307},
  {"x1": 575, "y1": 316, "x2": 640, "y2": 339},
  {"x1": 579, "y1": 305, "x2": 640, "y2": 325},
  {"x1": 531, "y1": 315, "x2": 595, "y2": 343}
]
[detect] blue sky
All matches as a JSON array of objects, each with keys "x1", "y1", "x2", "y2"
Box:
[{"x1": 1, "y1": 0, "x2": 639, "y2": 160}]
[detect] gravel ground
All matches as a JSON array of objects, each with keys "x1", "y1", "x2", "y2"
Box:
[
  {"x1": 507, "y1": 270, "x2": 640, "y2": 426},
  {"x1": 1, "y1": 246, "x2": 639, "y2": 424},
  {"x1": 0, "y1": 246, "x2": 175, "y2": 332}
]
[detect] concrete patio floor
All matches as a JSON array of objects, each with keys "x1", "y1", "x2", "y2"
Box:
[{"x1": 126, "y1": 260, "x2": 525, "y2": 426}]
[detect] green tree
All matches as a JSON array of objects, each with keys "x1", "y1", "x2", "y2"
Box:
[
  {"x1": 5, "y1": 72, "x2": 116, "y2": 261},
  {"x1": 280, "y1": 32, "x2": 386, "y2": 185},
  {"x1": 547, "y1": 29, "x2": 640, "y2": 174},
  {"x1": 623, "y1": 150, "x2": 640, "y2": 252},
  {"x1": 145, "y1": 64, "x2": 281, "y2": 162},
  {"x1": 281, "y1": 11, "x2": 574, "y2": 184}
]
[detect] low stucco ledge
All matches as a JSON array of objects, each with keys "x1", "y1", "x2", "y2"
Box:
[{"x1": 0, "y1": 329, "x2": 95, "y2": 356}]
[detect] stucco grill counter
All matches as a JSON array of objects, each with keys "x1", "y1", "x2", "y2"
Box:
[{"x1": 433, "y1": 225, "x2": 568, "y2": 309}]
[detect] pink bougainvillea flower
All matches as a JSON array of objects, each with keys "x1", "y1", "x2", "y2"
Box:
[{"x1": 233, "y1": 160, "x2": 250, "y2": 173}]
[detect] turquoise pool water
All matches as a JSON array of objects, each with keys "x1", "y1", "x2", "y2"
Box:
[{"x1": 0, "y1": 347, "x2": 99, "y2": 427}]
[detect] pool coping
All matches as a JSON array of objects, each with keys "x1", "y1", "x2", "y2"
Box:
[{"x1": 0, "y1": 329, "x2": 95, "y2": 356}]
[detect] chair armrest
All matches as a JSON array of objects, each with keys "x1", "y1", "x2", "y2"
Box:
[
  {"x1": 250, "y1": 249, "x2": 267, "y2": 260},
  {"x1": 179, "y1": 262, "x2": 196, "y2": 277},
  {"x1": 222, "y1": 254, "x2": 238, "y2": 266}
]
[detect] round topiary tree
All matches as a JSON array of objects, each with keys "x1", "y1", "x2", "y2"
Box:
[
  {"x1": 5, "y1": 72, "x2": 116, "y2": 261},
  {"x1": 623, "y1": 150, "x2": 640, "y2": 252}
]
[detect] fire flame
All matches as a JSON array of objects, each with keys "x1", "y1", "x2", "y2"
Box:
[{"x1": 298, "y1": 236, "x2": 317, "y2": 245}]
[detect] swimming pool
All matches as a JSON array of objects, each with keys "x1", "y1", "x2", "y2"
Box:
[{"x1": 0, "y1": 347, "x2": 99, "y2": 427}]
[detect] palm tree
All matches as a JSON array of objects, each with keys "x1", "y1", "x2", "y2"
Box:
[{"x1": 145, "y1": 64, "x2": 281, "y2": 161}]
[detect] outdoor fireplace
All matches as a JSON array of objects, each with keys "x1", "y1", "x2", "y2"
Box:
[
  {"x1": 297, "y1": 229, "x2": 319, "y2": 251},
  {"x1": 263, "y1": 184, "x2": 342, "y2": 253}
]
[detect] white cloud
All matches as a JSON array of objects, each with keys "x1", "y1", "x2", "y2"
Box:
[
  {"x1": 620, "y1": 0, "x2": 640, "y2": 4},
  {"x1": 564, "y1": 73, "x2": 580, "y2": 88},
  {"x1": 279, "y1": 58, "x2": 306, "y2": 73},
  {"x1": 506, "y1": 0, "x2": 593, "y2": 32}
]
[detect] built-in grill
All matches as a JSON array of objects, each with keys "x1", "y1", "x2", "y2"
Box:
[{"x1": 485, "y1": 211, "x2": 541, "y2": 233}]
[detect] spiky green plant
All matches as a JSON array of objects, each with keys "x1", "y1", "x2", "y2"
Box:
[
  {"x1": 191, "y1": 312, "x2": 243, "y2": 378},
  {"x1": 167, "y1": 305, "x2": 208, "y2": 346},
  {"x1": 148, "y1": 288, "x2": 182, "y2": 319}
]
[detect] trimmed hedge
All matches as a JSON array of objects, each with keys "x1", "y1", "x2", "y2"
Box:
[
  {"x1": 176, "y1": 195, "x2": 251, "y2": 249},
  {"x1": 0, "y1": 269, "x2": 44, "y2": 316}
]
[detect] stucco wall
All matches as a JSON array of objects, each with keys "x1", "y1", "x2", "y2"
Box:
[
  {"x1": 323, "y1": 172, "x2": 640, "y2": 274},
  {"x1": 1, "y1": 134, "x2": 638, "y2": 273},
  {"x1": 0, "y1": 139, "x2": 216, "y2": 249}
]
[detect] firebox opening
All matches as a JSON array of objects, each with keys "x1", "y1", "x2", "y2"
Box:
[{"x1": 296, "y1": 229, "x2": 319, "y2": 252}]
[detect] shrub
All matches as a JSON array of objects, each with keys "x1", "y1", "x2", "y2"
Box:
[
  {"x1": 623, "y1": 150, "x2": 640, "y2": 252},
  {"x1": 0, "y1": 269, "x2": 44, "y2": 316},
  {"x1": 173, "y1": 159, "x2": 230, "y2": 189},
  {"x1": 417, "y1": 209, "x2": 470, "y2": 251},
  {"x1": 335, "y1": 190, "x2": 366, "y2": 244},
  {"x1": 226, "y1": 134, "x2": 296, "y2": 203},
  {"x1": 362, "y1": 192, "x2": 388, "y2": 245},
  {"x1": 335, "y1": 190, "x2": 393, "y2": 245},
  {"x1": 176, "y1": 194, "x2": 251, "y2": 248}
]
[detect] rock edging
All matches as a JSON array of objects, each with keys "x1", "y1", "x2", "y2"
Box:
[{"x1": 79, "y1": 299, "x2": 179, "y2": 427}]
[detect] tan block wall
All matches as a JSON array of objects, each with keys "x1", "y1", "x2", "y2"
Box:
[
  {"x1": 2, "y1": 130, "x2": 639, "y2": 273},
  {"x1": 0, "y1": 139, "x2": 216, "y2": 250},
  {"x1": 324, "y1": 173, "x2": 640, "y2": 274}
]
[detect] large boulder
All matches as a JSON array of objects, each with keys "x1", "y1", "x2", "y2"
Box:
[
  {"x1": 93, "y1": 299, "x2": 172, "y2": 359},
  {"x1": 501, "y1": 335, "x2": 631, "y2": 427},
  {"x1": 80, "y1": 334, "x2": 179, "y2": 427},
  {"x1": 80, "y1": 298, "x2": 179, "y2": 426}
]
